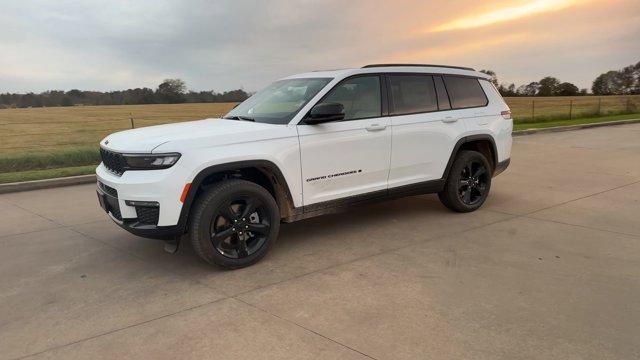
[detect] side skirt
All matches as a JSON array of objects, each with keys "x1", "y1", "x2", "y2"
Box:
[{"x1": 283, "y1": 179, "x2": 445, "y2": 222}]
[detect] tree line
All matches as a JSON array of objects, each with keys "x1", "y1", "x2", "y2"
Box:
[
  {"x1": 2, "y1": 61, "x2": 639, "y2": 108},
  {"x1": 482, "y1": 60, "x2": 639, "y2": 97},
  {"x1": 0, "y1": 78, "x2": 249, "y2": 109}
]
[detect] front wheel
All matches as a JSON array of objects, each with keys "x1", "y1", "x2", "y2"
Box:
[
  {"x1": 438, "y1": 150, "x2": 492, "y2": 212},
  {"x1": 190, "y1": 179, "x2": 280, "y2": 269}
]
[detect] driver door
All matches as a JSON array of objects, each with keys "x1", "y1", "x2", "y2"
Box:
[{"x1": 297, "y1": 75, "x2": 392, "y2": 208}]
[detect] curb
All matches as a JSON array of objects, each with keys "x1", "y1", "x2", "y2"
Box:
[
  {"x1": 0, "y1": 174, "x2": 96, "y2": 194},
  {"x1": 513, "y1": 118, "x2": 640, "y2": 136},
  {"x1": 1, "y1": 118, "x2": 639, "y2": 195}
]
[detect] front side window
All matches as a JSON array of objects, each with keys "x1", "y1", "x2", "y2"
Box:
[
  {"x1": 443, "y1": 76, "x2": 488, "y2": 109},
  {"x1": 389, "y1": 75, "x2": 438, "y2": 115},
  {"x1": 225, "y1": 77, "x2": 332, "y2": 124},
  {"x1": 318, "y1": 76, "x2": 381, "y2": 121}
]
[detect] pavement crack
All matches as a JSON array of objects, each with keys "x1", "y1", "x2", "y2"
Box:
[
  {"x1": 65, "y1": 227, "x2": 231, "y2": 297},
  {"x1": 524, "y1": 179, "x2": 640, "y2": 216},
  {"x1": 234, "y1": 297, "x2": 380, "y2": 360},
  {"x1": 521, "y1": 216, "x2": 640, "y2": 239},
  {"x1": 12, "y1": 297, "x2": 230, "y2": 360}
]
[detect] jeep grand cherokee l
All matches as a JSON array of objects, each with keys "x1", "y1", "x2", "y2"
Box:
[{"x1": 96, "y1": 64, "x2": 512, "y2": 269}]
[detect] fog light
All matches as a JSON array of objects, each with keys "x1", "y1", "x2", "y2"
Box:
[{"x1": 125, "y1": 200, "x2": 159, "y2": 207}]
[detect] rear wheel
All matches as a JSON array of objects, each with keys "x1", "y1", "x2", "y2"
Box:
[
  {"x1": 438, "y1": 150, "x2": 491, "y2": 212},
  {"x1": 190, "y1": 179, "x2": 280, "y2": 269}
]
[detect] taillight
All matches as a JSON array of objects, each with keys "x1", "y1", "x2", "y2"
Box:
[{"x1": 501, "y1": 110, "x2": 512, "y2": 120}]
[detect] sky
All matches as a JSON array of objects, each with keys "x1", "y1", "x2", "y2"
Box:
[{"x1": 0, "y1": 0, "x2": 638, "y2": 93}]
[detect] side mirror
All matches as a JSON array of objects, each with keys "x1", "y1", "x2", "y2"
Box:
[{"x1": 304, "y1": 103, "x2": 345, "y2": 124}]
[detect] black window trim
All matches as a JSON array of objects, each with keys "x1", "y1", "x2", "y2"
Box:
[
  {"x1": 443, "y1": 75, "x2": 489, "y2": 110},
  {"x1": 302, "y1": 73, "x2": 387, "y2": 123},
  {"x1": 300, "y1": 72, "x2": 490, "y2": 123},
  {"x1": 434, "y1": 75, "x2": 452, "y2": 111}
]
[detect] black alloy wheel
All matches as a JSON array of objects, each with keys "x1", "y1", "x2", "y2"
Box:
[
  {"x1": 190, "y1": 179, "x2": 280, "y2": 269},
  {"x1": 438, "y1": 150, "x2": 492, "y2": 212},
  {"x1": 457, "y1": 159, "x2": 489, "y2": 206},
  {"x1": 210, "y1": 196, "x2": 271, "y2": 259}
]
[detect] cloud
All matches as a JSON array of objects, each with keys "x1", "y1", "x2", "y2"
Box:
[
  {"x1": 430, "y1": 0, "x2": 586, "y2": 32},
  {"x1": 0, "y1": 0, "x2": 637, "y2": 92}
]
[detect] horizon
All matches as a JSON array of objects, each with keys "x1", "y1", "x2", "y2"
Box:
[{"x1": 1, "y1": 0, "x2": 638, "y2": 93}]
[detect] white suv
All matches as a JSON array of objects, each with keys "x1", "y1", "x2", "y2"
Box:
[{"x1": 96, "y1": 64, "x2": 512, "y2": 269}]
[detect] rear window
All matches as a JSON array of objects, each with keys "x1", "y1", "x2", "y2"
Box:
[
  {"x1": 388, "y1": 75, "x2": 438, "y2": 115},
  {"x1": 443, "y1": 76, "x2": 488, "y2": 109}
]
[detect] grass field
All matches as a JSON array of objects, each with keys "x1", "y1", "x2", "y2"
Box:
[
  {"x1": 1, "y1": 96, "x2": 639, "y2": 184},
  {"x1": 512, "y1": 113, "x2": 640, "y2": 131},
  {"x1": 507, "y1": 95, "x2": 640, "y2": 122},
  {"x1": 0, "y1": 103, "x2": 236, "y2": 154}
]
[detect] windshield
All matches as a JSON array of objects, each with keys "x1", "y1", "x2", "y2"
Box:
[{"x1": 224, "y1": 77, "x2": 332, "y2": 124}]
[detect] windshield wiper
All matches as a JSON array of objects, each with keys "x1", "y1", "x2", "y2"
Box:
[{"x1": 224, "y1": 115, "x2": 255, "y2": 122}]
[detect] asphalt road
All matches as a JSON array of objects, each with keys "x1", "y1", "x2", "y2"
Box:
[{"x1": 2, "y1": 124, "x2": 640, "y2": 360}]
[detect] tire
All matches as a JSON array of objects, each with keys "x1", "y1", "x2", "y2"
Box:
[
  {"x1": 438, "y1": 150, "x2": 492, "y2": 213},
  {"x1": 189, "y1": 179, "x2": 280, "y2": 269}
]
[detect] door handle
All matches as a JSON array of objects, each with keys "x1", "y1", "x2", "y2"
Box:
[
  {"x1": 365, "y1": 124, "x2": 387, "y2": 131},
  {"x1": 442, "y1": 116, "x2": 458, "y2": 123}
]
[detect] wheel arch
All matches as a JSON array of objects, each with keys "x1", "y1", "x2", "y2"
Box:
[
  {"x1": 176, "y1": 160, "x2": 298, "y2": 235},
  {"x1": 442, "y1": 135, "x2": 498, "y2": 180}
]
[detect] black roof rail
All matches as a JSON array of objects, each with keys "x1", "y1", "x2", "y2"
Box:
[{"x1": 362, "y1": 63, "x2": 475, "y2": 71}]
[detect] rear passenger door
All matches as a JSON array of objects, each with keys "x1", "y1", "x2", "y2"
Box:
[{"x1": 387, "y1": 74, "x2": 465, "y2": 188}]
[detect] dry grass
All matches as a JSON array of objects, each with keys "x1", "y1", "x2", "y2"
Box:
[
  {"x1": 1, "y1": 96, "x2": 639, "y2": 155},
  {"x1": 506, "y1": 95, "x2": 640, "y2": 122},
  {"x1": 0, "y1": 103, "x2": 236, "y2": 154}
]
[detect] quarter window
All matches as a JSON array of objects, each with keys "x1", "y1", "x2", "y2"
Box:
[
  {"x1": 319, "y1": 76, "x2": 381, "y2": 120},
  {"x1": 443, "y1": 76, "x2": 488, "y2": 109},
  {"x1": 389, "y1": 75, "x2": 438, "y2": 115}
]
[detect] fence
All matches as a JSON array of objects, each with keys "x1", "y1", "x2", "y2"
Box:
[
  {"x1": 504, "y1": 95, "x2": 640, "y2": 123},
  {"x1": 0, "y1": 97, "x2": 640, "y2": 155}
]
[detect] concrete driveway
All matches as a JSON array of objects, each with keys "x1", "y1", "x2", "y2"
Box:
[{"x1": 1, "y1": 124, "x2": 639, "y2": 360}]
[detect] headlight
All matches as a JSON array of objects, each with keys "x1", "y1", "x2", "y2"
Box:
[{"x1": 122, "y1": 153, "x2": 181, "y2": 170}]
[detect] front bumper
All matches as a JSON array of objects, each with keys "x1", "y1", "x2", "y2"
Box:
[
  {"x1": 97, "y1": 180, "x2": 184, "y2": 239},
  {"x1": 96, "y1": 163, "x2": 189, "y2": 239}
]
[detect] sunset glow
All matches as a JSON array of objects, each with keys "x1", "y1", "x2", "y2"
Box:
[
  {"x1": 0, "y1": 0, "x2": 637, "y2": 92},
  {"x1": 431, "y1": 0, "x2": 584, "y2": 32}
]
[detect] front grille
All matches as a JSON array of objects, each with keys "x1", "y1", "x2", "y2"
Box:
[
  {"x1": 100, "y1": 148, "x2": 127, "y2": 176},
  {"x1": 135, "y1": 206, "x2": 160, "y2": 225}
]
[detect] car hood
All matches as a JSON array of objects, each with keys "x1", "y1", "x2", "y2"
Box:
[{"x1": 100, "y1": 118, "x2": 288, "y2": 153}]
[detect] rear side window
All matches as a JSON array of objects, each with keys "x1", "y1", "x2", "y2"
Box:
[
  {"x1": 433, "y1": 76, "x2": 451, "y2": 110},
  {"x1": 443, "y1": 76, "x2": 488, "y2": 109},
  {"x1": 388, "y1": 75, "x2": 438, "y2": 115}
]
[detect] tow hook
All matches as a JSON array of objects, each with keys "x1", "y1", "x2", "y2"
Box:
[{"x1": 163, "y1": 236, "x2": 181, "y2": 254}]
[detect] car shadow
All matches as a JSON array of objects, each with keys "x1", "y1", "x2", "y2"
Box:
[{"x1": 157, "y1": 194, "x2": 448, "y2": 273}]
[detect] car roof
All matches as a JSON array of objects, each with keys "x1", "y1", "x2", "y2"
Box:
[{"x1": 283, "y1": 65, "x2": 490, "y2": 81}]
